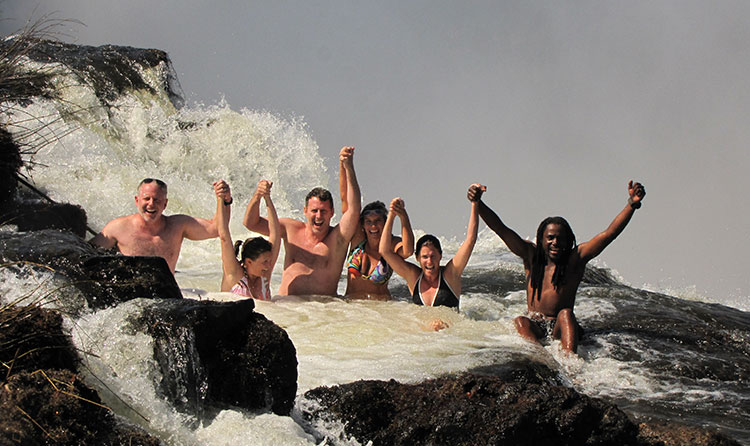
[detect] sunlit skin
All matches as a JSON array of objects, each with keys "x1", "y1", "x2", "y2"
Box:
[
  {"x1": 380, "y1": 190, "x2": 480, "y2": 330},
  {"x1": 339, "y1": 162, "x2": 415, "y2": 300},
  {"x1": 471, "y1": 180, "x2": 646, "y2": 354},
  {"x1": 245, "y1": 251, "x2": 273, "y2": 279},
  {"x1": 541, "y1": 224, "x2": 568, "y2": 263},
  {"x1": 304, "y1": 197, "x2": 333, "y2": 237},
  {"x1": 243, "y1": 146, "x2": 362, "y2": 296},
  {"x1": 217, "y1": 179, "x2": 280, "y2": 300},
  {"x1": 362, "y1": 214, "x2": 385, "y2": 246},
  {"x1": 135, "y1": 182, "x2": 168, "y2": 222},
  {"x1": 90, "y1": 180, "x2": 220, "y2": 273}
]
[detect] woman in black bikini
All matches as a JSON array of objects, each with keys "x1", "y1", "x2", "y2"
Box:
[{"x1": 379, "y1": 186, "x2": 481, "y2": 310}]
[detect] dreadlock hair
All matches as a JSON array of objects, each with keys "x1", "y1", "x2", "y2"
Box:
[
  {"x1": 234, "y1": 236, "x2": 273, "y2": 265},
  {"x1": 529, "y1": 216, "x2": 576, "y2": 300}
]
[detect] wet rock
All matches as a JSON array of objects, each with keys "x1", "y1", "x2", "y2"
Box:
[
  {"x1": 0, "y1": 306, "x2": 161, "y2": 445},
  {"x1": 3, "y1": 38, "x2": 183, "y2": 109},
  {"x1": 1, "y1": 200, "x2": 88, "y2": 237},
  {"x1": 638, "y1": 421, "x2": 741, "y2": 446},
  {"x1": 77, "y1": 255, "x2": 182, "y2": 307},
  {"x1": 0, "y1": 128, "x2": 22, "y2": 207},
  {"x1": 0, "y1": 369, "x2": 161, "y2": 446},
  {"x1": 301, "y1": 372, "x2": 640, "y2": 446},
  {"x1": 0, "y1": 229, "x2": 182, "y2": 311},
  {"x1": 133, "y1": 298, "x2": 298, "y2": 416},
  {"x1": 0, "y1": 305, "x2": 78, "y2": 375}
]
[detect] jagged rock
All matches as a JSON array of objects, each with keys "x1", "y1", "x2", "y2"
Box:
[
  {"x1": 0, "y1": 128, "x2": 22, "y2": 208},
  {"x1": 301, "y1": 372, "x2": 640, "y2": 446},
  {"x1": 0, "y1": 306, "x2": 161, "y2": 445},
  {"x1": 77, "y1": 255, "x2": 182, "y2": 307},
  {"x1": 0, "y1": 305, "x2": 79, "y2": 375},
  {"x1": 3, "y1": 38, "x2": 183, "y2": 109},
  {"x1": 0, "y1": 369, "x2": 161, "y2": 446},
  {"x1": 638, "y1": 421, "x2": 741, "y2": 446},
  {"x1": 0, "y1": 230, "x2": 182, "y2": 311},
  {"x1": 132, "y1": 298, "x2": 298, "y2": 416},
  {"x1": 1, "y1": 200, "x2": 88, "y2": 237}
]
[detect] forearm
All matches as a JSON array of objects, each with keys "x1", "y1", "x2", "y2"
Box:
[
  {"x1": 339, "y1": 161, "x2": 362, "y2": 238},
  {"x1": 265, "y1": 195, "x2": 281, "y2": 260},
  {"x1": 603, "y1": 204, "x2": 636, "y2": 241},
  {"x1": 478, "y1": 200, "x2": 526, "y2": 256},
  {"x1": 379, "y1": 212, "x2": 397, "y2": 260},
  {"x1": 453, "y1": 201, "x2": 479, "y2": 272},
  {"x1": 243, "y1": 192, "x2": 268, "y2": 234},
  {"x1": 399, "y1": 212, "x2": 415, "y2": 257},
  {"x1": 217, "y1": 194, "x2": 231, "y2": 241},
  {"x1": 338, "y1": 160, "x2": 349, "y2": 215}
]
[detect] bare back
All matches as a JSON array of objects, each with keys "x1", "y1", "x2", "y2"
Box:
[{"x1": 279, "y1": 219, "x2": 349, "y2": 295}]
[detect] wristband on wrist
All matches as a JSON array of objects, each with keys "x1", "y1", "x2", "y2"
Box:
[
  {"x1": 628, "y1": 197, "x2": 641, "y2": 209},
  {"x1": 223, "y1": 197, "x2": 233, "y2": 206}
]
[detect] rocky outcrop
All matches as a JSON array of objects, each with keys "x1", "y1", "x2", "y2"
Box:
[
  {"x1": 300, "y1": 371, "x2": 740, "y2": 446},
  {"x1": 133, "y1": 298, "x2": 298, "y2": 416},
  {"x1": 0, "y1": 230, "x2": 181, "y2": 312},
  {"x1": 0, "y1": 305, "x2": 162, "y2": 445}
]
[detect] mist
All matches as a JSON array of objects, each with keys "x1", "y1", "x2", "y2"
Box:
[{"x1": 2, "y1": 1, "x2": 749, "y2": 306}]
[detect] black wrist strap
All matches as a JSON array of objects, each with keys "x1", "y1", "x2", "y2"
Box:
[{"x1": 628, "y1": 197, "x2": 641, "y2": 209}]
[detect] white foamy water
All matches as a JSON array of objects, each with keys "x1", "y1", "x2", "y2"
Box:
[{"x1": 2, "y1": 51, "x2": 748, "y2": 445}]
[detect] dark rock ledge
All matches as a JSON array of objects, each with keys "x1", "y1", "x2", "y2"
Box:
[{"x1": 299, "y1": 370, "x2": 740, "y2": 446}]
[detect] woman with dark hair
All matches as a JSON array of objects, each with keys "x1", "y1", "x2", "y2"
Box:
[
  {"x1": 339, "y1": 163, "x2": 414, "y2": 299},
  {"x1": 215, "y1": 179, "x2": 280, "y2": 300},
  {"x1": 379, "y1": 186, "x2": 481, "y2": 311}
]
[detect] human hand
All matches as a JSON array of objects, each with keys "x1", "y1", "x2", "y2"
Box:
[
  {"x1": 467, "y1": 183, "x2": 486, "y2": 202},
  {"x1": 390, "y1": 197, "x2": 406, "y2": 217},
  {"x1": 627, "y1": 180, "x2": 646, "y2": 208},
  {"x1": 340, "y1": 146, "x2": 355, "y2": 169},
  {"x1": 256, "y1": 179, "x2": 273, "y2": 198},
  {"x1": 429, "y1": 318, "x2": 450, "y2": 331},
  {"x1": 213, "y1": 180, "x2": 231, "y2": 202}
]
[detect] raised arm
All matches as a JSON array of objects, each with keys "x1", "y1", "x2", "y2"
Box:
[
  {"x1": 337, "y1": 146, "x2": 362, "y2": 241},
  {"x1": 243, "y1": 180, "x2": 273, "y2": 236},
  {"x1": 392, "y1": 200, "x2": 415, "y2": 258},
  {"x1": 577, "y1": 180, "x2": 646, "y2": 262},
  {"x1": 380, "y1": 198, "x2": 421, "y2": 291},
  {"x1": 214, "y1": 180, "x2": 244, "y2": 291},
  {"x1": 262, "y1": 181, "x2": 282, "y2": 277},
  {"x1": 182, "y1": 183, "x2": 222, "y2": 241},
  {"x1": 468, "y1": 184, "x2": 534, "y2": 262},
  {"x1": 339, "y1": 158, "x2": 349, "y2": 216},
  {"x1": 444, "y1": 184, "x2": 482, "y2": 284}
]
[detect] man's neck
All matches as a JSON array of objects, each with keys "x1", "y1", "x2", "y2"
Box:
[{"x1": 305, "y1": 223, "x2": 330, "y2": 243}]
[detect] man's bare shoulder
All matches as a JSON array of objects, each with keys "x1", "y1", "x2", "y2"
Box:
[
  {"x1": 102, "y1": 213, "x2": 139, "y2": 232},
  {"x1": 280, "y1": 218, "x2": 306, "y2": 236}
]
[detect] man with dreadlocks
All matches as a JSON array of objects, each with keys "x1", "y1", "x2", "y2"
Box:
[{"x1": 468, "y1": 180, "x2": 646, "y2": 354}]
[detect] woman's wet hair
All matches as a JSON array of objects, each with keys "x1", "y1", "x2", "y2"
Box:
[
  {"x1": 416, "y1": 234, "x2": 442, "y2": 256},
  {"x1": 360, "y1": 200, "x2": 387, "y2": 224},
  {"x1": 530, "y1": 216, "x2": 576, "y2": 300},
  {"x1": 234, "y1": 236, "x2": 272, "y2": 262}
]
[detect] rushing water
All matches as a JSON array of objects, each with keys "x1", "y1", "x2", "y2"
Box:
[{"x1": 1, "y1": 42, "x2": 749, "y2": 445}]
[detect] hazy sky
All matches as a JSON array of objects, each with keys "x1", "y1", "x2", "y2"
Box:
[{"x1": 2, "y1": 1, "x2": 749, "y2": 305}]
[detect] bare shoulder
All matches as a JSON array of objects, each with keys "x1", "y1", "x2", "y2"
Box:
[
  {"x1": 280, "y1": 218, "x2": 306, "y2": 239},
  {"x1": 102, "y1": 213, "x2": 138, "y2": 232}
]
